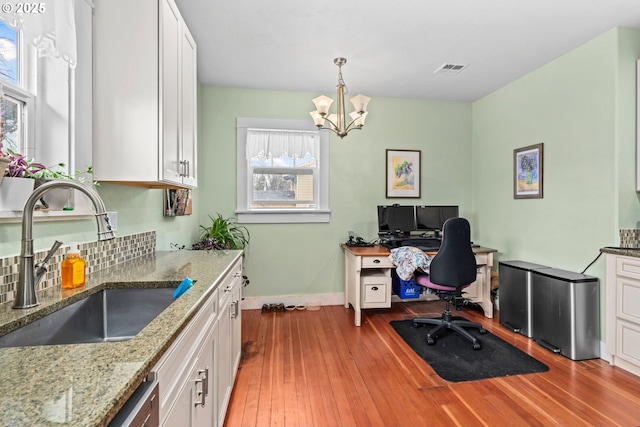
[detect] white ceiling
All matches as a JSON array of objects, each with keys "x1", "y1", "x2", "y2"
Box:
[{"x1": 175, "y1": 0, "x2": 640, "y2": 102}]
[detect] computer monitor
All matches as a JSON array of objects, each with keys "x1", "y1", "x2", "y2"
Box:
[
  {"x1": 377, "y1": 205, "x2": 415, "y2": 235},
  {"x1": 415, "y1": 205, "x2": 459, "y2": 231}
]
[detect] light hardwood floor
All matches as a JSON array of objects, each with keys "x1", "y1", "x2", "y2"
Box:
[{"x1": 225, "y1": 300, "x2": 640, "y2": 427}]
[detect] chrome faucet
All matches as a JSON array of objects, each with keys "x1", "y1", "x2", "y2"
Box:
[{"x1": 13, "y1": 180, "x2": 116, "y2": 309}]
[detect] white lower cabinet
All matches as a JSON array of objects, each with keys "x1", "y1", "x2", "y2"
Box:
[
  {"x1": 216, "y1": 298, "x2": 232, "y2": 426},
  {"x1": 154, "y1": 258, "x2": 243, "y2": 427},
  {"x1": 606, "y1": 254, "x2": 640, "y2": 377},
  {"x1": 217, "y1": 261, "x2": 243, "y2": 427},
  {"x1": 162, "y1": 323, "x2": 216, "y2": 427}
]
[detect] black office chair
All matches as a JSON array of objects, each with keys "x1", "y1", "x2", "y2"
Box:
[{"x1": 413, "y1": 217, "x2": 486, "y2": 350}]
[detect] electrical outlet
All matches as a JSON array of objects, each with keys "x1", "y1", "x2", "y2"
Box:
[{"x1": 107, "y1": 211, "x2": 118, "y2": 231}]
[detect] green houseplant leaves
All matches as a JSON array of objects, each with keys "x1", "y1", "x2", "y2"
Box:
[{"x1": 192, "y1": 214, "x2": 250, "y2": 251}]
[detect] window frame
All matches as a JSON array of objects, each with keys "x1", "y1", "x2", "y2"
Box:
[
  {"x1": 1, "y1": 82, "x2": 35, "y2": 157},
  {"x1": 0, "y1": 2, "x2": 95, "y2": 220},
  {"x1": 236, "y1": 117, "x2": 330, "y2": 223},
  {"x1": 0, "y1": 19, "x2": 35, "y2": 158}
]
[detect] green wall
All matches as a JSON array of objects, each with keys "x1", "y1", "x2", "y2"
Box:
[
  {"x1": 198, "y1": 87, "x2": 472, "y2": 298},
  {"x1": 473, "y1": 29, "x2": 615, "y2": 271},
  {"x1": 616, "y1": 27, "x2": 640, "y2": 228},
  {"x1": 471, "y1": 27, "x2": 640, "y2": 337}
]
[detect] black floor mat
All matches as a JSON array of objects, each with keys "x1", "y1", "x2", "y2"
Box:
[{"x1": 390, "y1": 318, "x2": 549, "y2": 382}]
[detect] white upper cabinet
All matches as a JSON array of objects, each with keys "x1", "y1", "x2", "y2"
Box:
[
  {"x1": 93, "y1": 0, "x2": 197, "y2": 188},
  {"x1": 180, "y1": 22, "x2": 198, "y2": 187}
]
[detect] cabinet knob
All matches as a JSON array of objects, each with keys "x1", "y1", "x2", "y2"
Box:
[{"x1": 371, "y1": 286, "x2": 378, "y2": 291}]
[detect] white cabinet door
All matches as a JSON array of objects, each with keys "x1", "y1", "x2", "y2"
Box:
[
  {"x1": 192, "y1": 326, "x2": 216, "y2": 427},
  {"x1": 161, "y1": 0, "x2": 183, "y2": 185},
  {"x1": 216, "y1": 299, "x2": 232, "y2": 427},
  {"x1": 217, "y1": 268, "x2": 242, "y2": 426},
  {"x1": 180, "y1": 26, "x2": 198, "y2": 188},
  {"x1": 231, "y1": 283, "x2": 242, "y2": 375},
  {"x1": 162, "y1": 325, "x2": 216, "y2": 427}
]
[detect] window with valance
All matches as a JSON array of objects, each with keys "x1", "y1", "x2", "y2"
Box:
[{"x1": 237, "y1": 118, "x2": 330, "y2": 223}]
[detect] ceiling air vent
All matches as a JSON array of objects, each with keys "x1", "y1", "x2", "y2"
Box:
[{"x1": 434, "y1": 62, "x2": 468, "y2": 75}]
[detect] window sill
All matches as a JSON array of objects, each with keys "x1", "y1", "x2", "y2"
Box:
[
  {"x1": 237, "y1": 209, "x2": 330, "y2": 224},
  {"x1": 0, "y1": 210, "x2": 96, "y2": 223}
]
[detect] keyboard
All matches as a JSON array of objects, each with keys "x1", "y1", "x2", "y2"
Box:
[
  {"x1": 416, "y1": 245, "x2": 440, "y2": 251},
  {"x1": 400, "y1": 238, "x2": 440, "y2": 250}
]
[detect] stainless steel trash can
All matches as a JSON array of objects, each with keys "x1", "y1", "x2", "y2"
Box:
[
  {"x1": 531, "y1": 268, "x2": 600, "y2": 361},
  {"x1": 498, "y1": 261, "x2": 549, "y2": 338}
]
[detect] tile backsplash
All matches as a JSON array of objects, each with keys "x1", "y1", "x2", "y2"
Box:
[
  {"x1": 619, "y1": 229, "x2": 640, "y2": 248},
  {"x1": 0, "y1": 231, "x2": 156, "y2": 304}
]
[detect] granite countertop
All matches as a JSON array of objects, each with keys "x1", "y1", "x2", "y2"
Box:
[
  {"x1": 600, "y1": 247, "x2": 640, "y2": 257},
  {"x1": 0, "y1": 249, "x2": 243, "y2": 427}
]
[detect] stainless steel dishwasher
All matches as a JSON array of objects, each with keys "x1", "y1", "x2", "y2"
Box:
[{"x1": 108, "y1": 374, "x2": 159, "y2": 427}]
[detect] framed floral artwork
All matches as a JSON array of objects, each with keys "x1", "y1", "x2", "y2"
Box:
[
  {"x1": 514, "y1": 143, "x2": 544, "y2": 199},
  {"x1": 386, "y1": 149, "x2": 421, "y2": 198}
]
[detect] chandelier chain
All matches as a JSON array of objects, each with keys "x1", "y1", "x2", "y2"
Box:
[{"x1": 337, "y1": 64, "x2": 348, "y2": 94}]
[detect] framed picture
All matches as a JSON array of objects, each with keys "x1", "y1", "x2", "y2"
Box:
[
  {"x1": 514, "y1": 143, "x2": 544, "y2": 199},
  {"x1": 386, "y1": 149, "x2": 421, "y2": 198}
]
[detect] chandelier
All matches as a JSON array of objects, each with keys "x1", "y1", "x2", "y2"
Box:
[{"x1": 310, "y1": 57, "x2": 370, "y2": 139}]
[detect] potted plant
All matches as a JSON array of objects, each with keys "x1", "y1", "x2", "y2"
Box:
[
  {"x1": 192, "y1": 214, "x2": 250, "y2": 251},
  {"x1": 0, "y1": 146, "x2": 94, "y2": 211},
  {"x1": 191, "y1": 214, "x2": 251, "y2": 288},
  {"x1": 3, "y1": 149, "x2": 91, "y2": 180}
]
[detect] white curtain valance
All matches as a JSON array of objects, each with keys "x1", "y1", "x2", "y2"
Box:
[
  {"x1": 246, "y1": 129, "x2": 319, "y2": 160},
  {"x1": 0, "y1": 0, "x2": 83, "y2": 68}
]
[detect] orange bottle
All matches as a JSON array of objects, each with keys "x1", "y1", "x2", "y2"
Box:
[{"x1": 61, "y1": 243, "x2": 86, "y2": 289}]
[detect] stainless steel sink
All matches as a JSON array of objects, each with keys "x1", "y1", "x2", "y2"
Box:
[{"x1": 0, "y1": 288, "x2": 176, "y2": 347}]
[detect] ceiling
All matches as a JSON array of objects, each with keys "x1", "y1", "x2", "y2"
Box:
[{"x1": 175, "y1": 0, "x2": 640, "y2": 102}]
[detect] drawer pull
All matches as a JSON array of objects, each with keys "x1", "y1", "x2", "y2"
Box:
[
  {"x1": 194, "y1": 367, "x2": 209, "y2": 407},
  {"x1": 373, "y1": 259, "x2": 380, "y2": 264},
  {"x1": 231, "y1": 301, "x2": 239, "y2": 319}
]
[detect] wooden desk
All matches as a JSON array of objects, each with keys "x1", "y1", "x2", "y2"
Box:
[{"x1": 342, "y1": 244, "x2": 497, "y2": 326}]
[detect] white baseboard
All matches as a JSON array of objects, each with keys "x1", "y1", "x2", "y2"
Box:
[
  {"x1": 600, "y1": 340, "x2": 611, "y2": 363},
  {"x1": 241, "y1": 291, "x2": 442, "y2": 310},
  {"x1": 241, "y1": 292, "x2": 345, "y2": 310}
]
